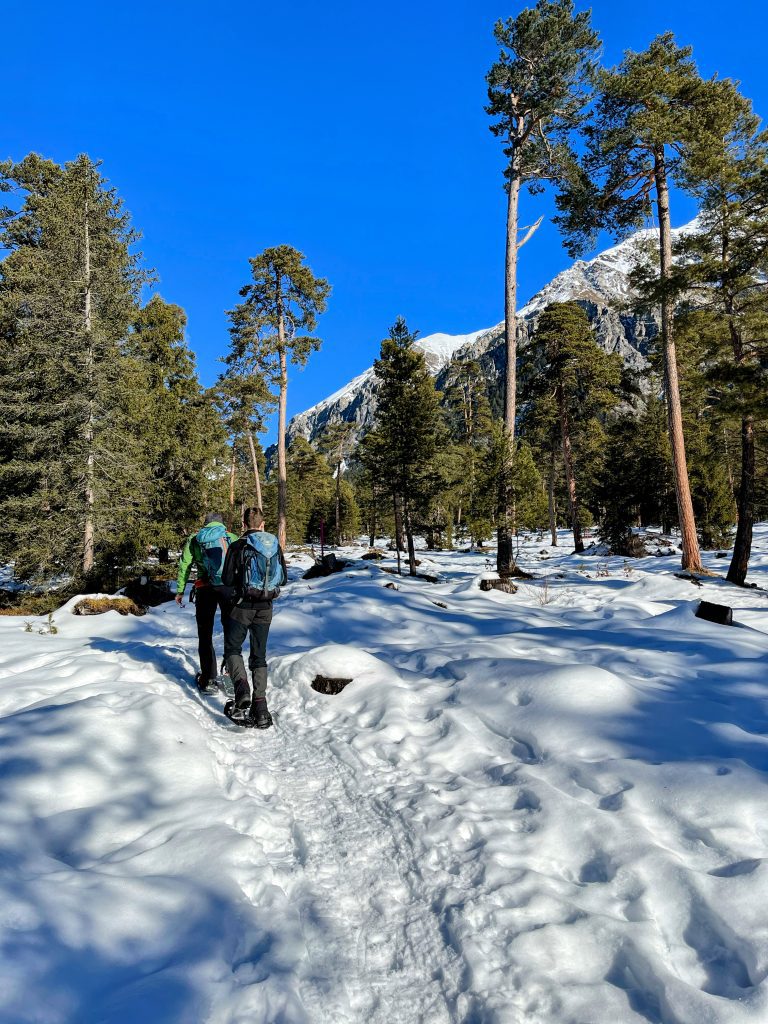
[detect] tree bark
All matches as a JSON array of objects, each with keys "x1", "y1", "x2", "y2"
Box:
[
  {"x1": 404, "y1": 504, "x2": 417, "y2": 576},
  {"x1": 548, "y1": 445, "x2": 558, "y2": 547},
  {"x1": 557, "y1": 383, "x2": 583, "y2": 553},
  {"x1": 497, "y1": 173, "x2": 520, "y2": 578},
  {"x1": 276, "y1": 292, "x2": 288, "y2": 549},
  {"x1": 654, "y1": 146, "x2": 703, "y2": 572},
  {"x1": 393, "y1": 492, "x2": 402, "y2": 576},
  {"x1": 335, "y1": 457, "x2": 342, "y2": 544},
  {"x1": 720, "y1": 214, "x2": 754, "y2": 586},
  {"x1": 727, "y1": 415, "x2": 754, "y2": 585},
  {"x1": 369, "y1": 478, "x2": 376, "y2": 548},
  {"x1": 504, "y1": 175, "x2": 519, "y2": 436},
  {"x1": 246, "y1": 430, "x2": 263, "y2": 508},
  {"x1": 83, "y1": 197, "x2": 95, "y2": 578},
  {"x1": 229, "y1": 448, "x2": 236, "y2": 512}
]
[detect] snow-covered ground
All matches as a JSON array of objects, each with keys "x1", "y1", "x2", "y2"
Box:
[{"x1": 2, "y1": 530, "x2": 768, "y2": 1024}]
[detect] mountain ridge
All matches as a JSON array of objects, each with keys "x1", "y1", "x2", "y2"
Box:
[{"x1": 283, "y1": 221, "x2": 696, "y2": 448}]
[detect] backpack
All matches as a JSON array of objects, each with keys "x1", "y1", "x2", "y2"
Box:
[
  {"x1": 195, "y1": 523, "x2": 230, "y2": 587},
  {"x1": 242, "y1": 531, "x2": 285, "y2": 600}
]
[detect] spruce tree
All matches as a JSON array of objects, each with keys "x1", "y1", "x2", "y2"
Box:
[
  {"x1": 526, "y1": 302, "x2": 623, "y2": 552},
  {"x1": 599, "y1": 396, "x2": 676, "y2": 554},
  {"x1": 227, "y1": 246, "x2": 330, "y2": 548},
  {"x1": 486, "y1": 0, "x2": 599, "y2": 576},
  {"x1": 355, "y1": 429, "x2": 392, "y2": 549},
  {"x1": 372, "y1": 317, "x2": 441, "y2": 575},
  {"x1": 128, "y1": 295, "x2": 228, "y2": 559},
  {"x1": 0, "y1": 153, "x2": 148, "y2": 584}
]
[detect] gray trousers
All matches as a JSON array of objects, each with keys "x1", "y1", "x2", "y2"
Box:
[{"x1": 224, "y1": 603, "x2": 272, "y2": 704}]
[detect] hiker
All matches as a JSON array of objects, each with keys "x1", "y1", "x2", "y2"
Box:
[
  {"x1": 221, "y1": 506, "x2": 287, "y2": 728},
  {"x1": 175, "y1": 512, "x2": 239, "y2": 693}
]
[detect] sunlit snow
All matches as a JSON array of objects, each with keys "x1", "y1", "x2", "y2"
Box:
[{"x1": 1, "y1": 527, "x2": 767, "y2": 1023}]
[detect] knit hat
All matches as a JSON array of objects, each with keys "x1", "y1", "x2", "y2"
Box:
[{"x1": 204, "y1": 512, "x2": 223, "y2": 525}]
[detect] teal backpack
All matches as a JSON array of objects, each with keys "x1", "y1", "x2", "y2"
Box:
[
  {"x1": 196, "y1": 523, "x2": 230, "y2": 586},
  {"x1": 242, "y1": 531, "x2": 285, "y2": 599}
]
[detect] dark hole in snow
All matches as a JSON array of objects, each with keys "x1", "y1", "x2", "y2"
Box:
[
  {"x1": 311, "y1": 674, "x2": 353, "y2": 695},
  {"x1": 695, "y1": 601, "x2": 733, "y2": 626}
]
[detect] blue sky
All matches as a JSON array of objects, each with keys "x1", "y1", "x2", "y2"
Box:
[{"x1": 4, "y1": 1, "x2": 767, "y2": 442}]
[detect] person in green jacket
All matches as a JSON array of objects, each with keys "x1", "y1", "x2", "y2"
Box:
[{"x1": 176, "y1": 512, "x2": 239, "y2": 693}]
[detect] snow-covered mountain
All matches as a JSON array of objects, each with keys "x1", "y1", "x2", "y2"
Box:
[
  {"x1": 284, "y1": 326, "x2": 499, "y2": 447},
  {"x1": 286, "y1": 222, "x2": 696, "y2": 448}
]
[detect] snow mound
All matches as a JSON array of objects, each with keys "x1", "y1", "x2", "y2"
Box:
[{"x1": 2, "y1": 530, "x2": 768, "y2": 1022}]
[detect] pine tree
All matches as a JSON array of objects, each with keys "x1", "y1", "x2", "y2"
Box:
[
  {"x1": 486, "y1": 0, "x2": 599, "y2": 576},
  {"x1": 555, "y1": 34, "x2": 744, "y2": 573},
  {"x1": 672, "y1": 93, "x2": 768, "y2": 581},
  {"x1": 355, "y1": 429, "x2": 392, "y2": 549},
  {"x1": 0, "y1": 153, "x2": 148, "y2": 584},
  {"x1": 372, "y1": 317, "x2": 441, "y2": 575},
  {"x1": 227, "y1": 246, "x2": 330, "y2": 549}
]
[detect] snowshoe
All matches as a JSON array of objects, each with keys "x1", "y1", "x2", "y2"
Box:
[
  {"x1": 216, "y1": 671, "x2": 235, "y2": 697},
  {"x1": 251, "y1": 698, "x2": 273, "y2": 730},
  {"x1": 224, "y1": 699, "x2": 255, "y2": 728}
]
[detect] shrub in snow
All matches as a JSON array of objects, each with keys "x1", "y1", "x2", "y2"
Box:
[{"x1": 74, "y1": 597, "x2": 145, "y2": 617}]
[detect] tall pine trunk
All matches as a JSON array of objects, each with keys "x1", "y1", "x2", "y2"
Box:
[
  {"x1": 404, "y1": 503, "x2": 417, "y2": 576},
  {"x1": 246, "y1": 430, "x2": 263, "y2": 508},
  {"x1": 728, "y1": 416, "x2": 755, "y2": 585},
  {"x1": 557, "y1": 383, "x2": 583, "y2": 553},
  {"x1": 653, "y1": 146, "x2": 703, "y2": 573},
  {"x1": 369, "y1": 478, "x2": 376, "y2": 548},
  {"x1": 83, "y1": 198, "x2": 95, "y2": 578},
  {"x1": 229, "y1": 448, "x2": 236, "y2": 513},
  {"x1": 721, "y1": 219, "x2": 754, "y2": 586},
  {"x1": 335, "y1": 457, "x2": 342, "y2": 544},
  {"x1": 497, "y1": 174, "x2": 520, "y2": 578},
  {"x1": 393, "y1": 492, "x2": 402, "y2": 575},
  {"x1": 276, "y1": 293, "x2": 288, "y2": 549},
  {"x1": 548, "y1": 446, "x2": 558, "y2": 547}
]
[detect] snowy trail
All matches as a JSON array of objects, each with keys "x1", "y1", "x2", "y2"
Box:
[
  {"x1": 2, "y1": 533, "x2": 768, "y2": 1022},
  {"x1": 196, "y1": 693, "x2": 463, "y2": 1024}
]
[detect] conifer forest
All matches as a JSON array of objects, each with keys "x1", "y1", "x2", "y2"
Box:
[
  {"x1": 2, "y1": 2, "x2": 767, "y2": 598},
  {"x1": 6, "y1": 5, "x2": 768, "y2": 1023}
]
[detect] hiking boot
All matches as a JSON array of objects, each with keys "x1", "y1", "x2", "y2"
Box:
[
  {"x1": 196, "y1": 672, "x2": 217, "y2": 694},
  {"x1": 251, "y1": 697, "x2": 273, "y2": 730}
]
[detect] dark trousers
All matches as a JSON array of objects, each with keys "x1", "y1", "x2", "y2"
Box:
[
  {"x1": 224, "y1": 603, "x2": 272, "y2": 704},
  {"x1": 195, "y1": 586, "x2": 232, "y2": 682}
]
